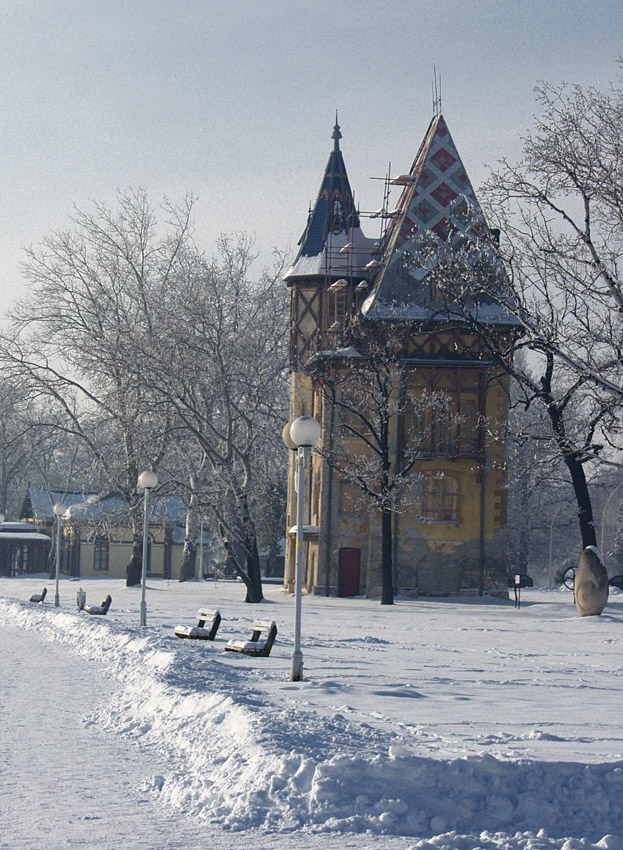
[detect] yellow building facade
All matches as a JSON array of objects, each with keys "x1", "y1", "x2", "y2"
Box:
[
  {"x1": 21, "y1": 487, "x2": 190, "y2": 581},
  {"x1": 284, "y1": 116, "x2": 519, "y2": 598}
]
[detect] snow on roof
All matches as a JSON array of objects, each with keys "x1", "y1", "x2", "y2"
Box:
[
  {"x1": 287, "y1": 524, "x2": 319, "y2": 536},
  {"x1": 285, "y1": 229, "x2": 376, "y2": 279},
  {"x1": 315, "y1": 345, "x2": 364, "y2": 359},
  {"x1": 362, "y1": 114, "x2": 517, "y2": 326},
  {"x1": 361, "y1": 293, "x2": 522, "y2": 326},
  {"x1": 26, "y1": 488, "x2": 96, "y2": 520},
  {"x1": 0, "y1": 531, "x2": 51, "y2": 541},
  {"x1": 26, "y1": 486, "x2": 187, "y2": 524},
  {"x1": 0, "y1": 521, "x2": 46, "y2": 533}
]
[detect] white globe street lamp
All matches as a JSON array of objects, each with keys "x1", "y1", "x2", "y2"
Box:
[
  {"x1": 52, "y1": 502, "x2": 67, "y2": 607},
  {"x1": 290, "y1": 415, "x2": 321, "y2": 449},
  {"x1": 138, "y1": 470, "x2": 158, "y2": 627},
  {"x1": 283, "y1": 416, "x2": 321, "y2": 681}
]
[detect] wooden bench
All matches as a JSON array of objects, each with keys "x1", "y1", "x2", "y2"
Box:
[
  {"x1": 85, "y1": 594, "x2": 112, "y2": 616},
  {"x1": 609, "y1": 575, "x2": 623, "y2": 590},
  {"x1": 225, "y1": 619, "x2": 277, "y2": 657},
  {"x1": 174, "y1": 608, "x2": 221, "y2": 641},
  {"x1": 29, "y1": 587, "x2": 47, "y2": 603}
]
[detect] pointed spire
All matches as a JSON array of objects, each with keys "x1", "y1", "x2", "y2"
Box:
[
  {"x1": 285, "y1": 119, "x2": 375, "y2": 280},
  {"x1": 332, "y1": 112, "x2": 342, "y2": 151},
  {"x1": 294, "y1": 119, "x2": 358, "y2": 257}
]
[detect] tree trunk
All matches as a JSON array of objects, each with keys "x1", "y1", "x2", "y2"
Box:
[
  {"x1": 235, "y1": 490, "x2": 263, "y2": 603},
  {"x1": 180, "y1": 498, "x2": 199, "y2": 581},
  {"x1": 561, "y1": 451, "x2": 597, "y2": 548},
  {"x1": 126, "y1": 504, "x2": 144, "y2": 587},
  {"x1": 612, "y1": 497, "x2": 623, "y2": 567},
  {"x1": 48, "y1": 538, "x2": 55, "y2": 580},
  {"x1": 515, "y1": 474, "x2": 531, "y2": 573},
  {"x1": 548, "y1": 403, "x2": 597, "y2": 549},
  {"x1": 380, "y1": 505, "x2": 394, "y2": 605},
  {"x1": 180, "y1": 539, "x2": 197, "y2": 582},
  {"x1": 219, "y1": 523, "x2": 263, "y2": 602},
  {"x1": 244, "y1": 545, "x2": 263, "y2": 602},
  {"x1": 126, "y1": 539, "x2": 143, "y2": 586}
]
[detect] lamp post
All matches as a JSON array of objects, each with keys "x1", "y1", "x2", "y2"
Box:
[
  {"x1": 548, "y1": 502, "x2": 562, "y2": 587},
  {"x1": 198, "y1": 514, "x2": 205, "y2": 580},
  {"x1": 52, "y1": 502, "x2": 67, "y2": 607},
  {"x1": 138, "y1": 470, "x2": 158, "y2": 627},
  {"x1": 600, "y1": 479, "x2": 623, "y2": 563},
  {"x1": 283, "y1": 415, "x2": 321, "y2": 681}
]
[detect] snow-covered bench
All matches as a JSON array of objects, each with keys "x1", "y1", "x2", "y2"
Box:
[
  {"x1": 609, "y1": 575, "x2": 623, "y2": 590},
  {"x1": 29, "y1": 587, "x2": 47, "y2": 603},
  {"x1": 174, "y1": 608, "x2": 221, "y2": 641},
  {"x1": 85, "y1": 594, "x2": 112, "y2": 616},
  {"x1": 225, "y1": 619, "x2": 277, "y2": 657}
]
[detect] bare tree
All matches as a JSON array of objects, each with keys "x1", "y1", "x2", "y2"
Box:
[
  {"x1": 478, "y1": 70, "x2": 623, "y2": 548},
  {"x1": 505, "y1": 371, "x2": 586, "y2": 581},
  {"x1": 141, "y1": 236, "x2": 289, "y2": 602},
  {"x1": 0, "y1": 380, "x2": 58, "y2": 518},
  {"x1": 0, "y1": 190, "x2": 192, "y2": 583}
]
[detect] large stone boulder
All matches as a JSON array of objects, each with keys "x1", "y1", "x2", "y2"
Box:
[{"x1": 575, "y1": 546, "x2": 609, "y2": 616}]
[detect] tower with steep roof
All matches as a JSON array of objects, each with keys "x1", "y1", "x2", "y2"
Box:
[
  {"x1": 284, "y1": 115, "x2": 516, "y2": 599},
  {"x1": 285, "y1": 118, "x2": 375, "y2": 368}
]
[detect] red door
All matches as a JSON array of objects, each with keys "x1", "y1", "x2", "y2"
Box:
[{"x1": 338, "y1": 548, "x2": 361, "y2": 597}]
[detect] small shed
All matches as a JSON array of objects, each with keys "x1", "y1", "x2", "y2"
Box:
[
  {"x1": 0, "y1": 521, "x2": 52, "y2": 576},
  {"x1": 20, "y1": 486, "x2": 189, "y2": 579}
]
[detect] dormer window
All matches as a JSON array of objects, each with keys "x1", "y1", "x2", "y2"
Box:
[
  {"x1": 328, "y1": 279, "x2": 349, "y2": 328},
  {"x1": 330, "y1": 291, "x2": 347, "y2": 327},
  {"x1": 331, "y1": 197, "x2": 344, "y2": 233}
]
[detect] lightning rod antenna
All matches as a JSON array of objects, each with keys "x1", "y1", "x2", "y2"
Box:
[{"x1": 432, "y1": 66, "x2": 442, "y2": 116}]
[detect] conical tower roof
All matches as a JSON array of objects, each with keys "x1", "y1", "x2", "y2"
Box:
[
  {"x1": 361, "y1": 114, "x2": 518, "y2": 325},
  {"x1": 285, "y1": 120, "x2": 375, "y2": 280}
]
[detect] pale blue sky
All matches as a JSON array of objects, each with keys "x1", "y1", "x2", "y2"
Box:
[{"x1": 0, "y1": 0, "x2": 621, "y2": 303}]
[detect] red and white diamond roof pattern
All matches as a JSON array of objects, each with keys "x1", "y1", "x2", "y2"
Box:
[
  {"x1": 392, "y1": 114, "x2": 486, "y2": 253},
  {"x1": 360, "y1": 114, "x2": 518, "y2": 324}
]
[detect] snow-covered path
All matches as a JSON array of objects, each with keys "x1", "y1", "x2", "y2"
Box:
[
  {"x1": 0, "y1": 624, "x2": 209, "y2": 850},
  {"x1": 1, "y1": 577, "x2": 623, "y2": 850},
  {"x1": 0, "y1": 607, "x2": 412, "y2": 850}
]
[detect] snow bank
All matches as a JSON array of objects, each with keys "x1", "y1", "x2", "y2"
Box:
[{"x1": 1, "y1": 596, "x2": 622, "y2": 846}]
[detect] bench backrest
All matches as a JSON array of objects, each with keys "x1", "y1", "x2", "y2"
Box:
[
  {"x1": 101, "y1": 595, "x2": 112, "y2": 614},
  {"x1": 250, "y1": 619, "x2": 276, "y2": 633},
  {"x1": 250, "y1": 620, "x2": 277, "y2": 654},
  {"x1": 196, "y1": 608, "x2": 221, "y2": 639},
  {"x1": 196, "y1": 608, "x2": 219, "y2": 624},
  {"x1": 40, "y1": 587, "x2": 47, "y2": 601}
]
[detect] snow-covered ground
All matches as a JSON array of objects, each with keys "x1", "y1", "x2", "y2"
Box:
[{"x1": 1, "y1": 575, "x2": 622, "y2": 850}]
